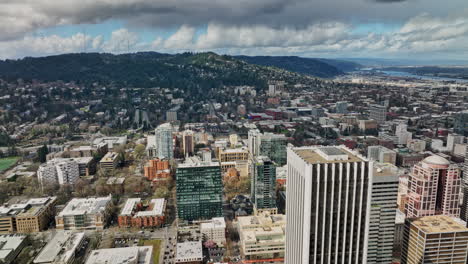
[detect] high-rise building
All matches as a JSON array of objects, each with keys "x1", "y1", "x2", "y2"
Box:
[
  {"x1": 37, "y1": 159, "x2": 80, "y2": 188},
  {"x1": 446, "y1": 133, "x2": 464, "y2": 152},
  {"x1": 286, "y1": 146, "x2": 372, "y2": 264},
  {"x1": 336, "y1": 101, "x2": 348, "y2": 114},
  {"x1": 401, "y1": 215, "x2": 468, "y2": 264},
  {"x1": 251, "y1": 156, "x2": 277, "y2": 211},
  {"x1": 395, "y1": 123, "x2": 412, "y2": 145},
  {"x1": 369, "y1": 104, "x2": 387, "y2": 124},
  {"x1": 248, "y1": 130, "x2": 288, "y2": 166},
  {"x1": 367, "y1": 145, "x2": 397, "y2": 165},
  {"x1": 367, "y1": 164, "x2": 399, "y2": 264},
  {"x1": 182, "y1": 130, "x2": 195, "y2": 157},
  {"x1": 155, "y1": 123, "x2": 174, "y2": 160},
  {"x1": 461, "y1": 147, "x2": 468, "y2": 224},
  {"x1": 454, "y1": 110, "x2": 468, "y2": 136},
  {"x1": 405, "y1": 155, "x2": 461, "y2": 218},
  {"x1": 176, "y1": 157, "x2": 223, "y2": 221}
]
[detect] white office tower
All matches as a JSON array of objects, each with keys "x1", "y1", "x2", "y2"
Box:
[
  {"x1": 395, "y1": 123, "x2": 412, "y2": 145},
  {"x1": 367, "y1": 164, "x2": 399, "y2": 264},
  {"x1": 286, "y1": 146, "x2": 373, "y2": 264},
  {"x1": 155, "y1": 123, "x2": 174, "y2": 160},
  {"x1": 447, "y1": 134, "x2": 464, "y2": 152}
]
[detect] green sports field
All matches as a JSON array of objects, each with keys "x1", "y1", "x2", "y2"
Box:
[{"x1": 0, "y1": 157, "x2": 19, "y2": 172}]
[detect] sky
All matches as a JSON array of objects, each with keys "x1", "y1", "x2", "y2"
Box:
[{"x1": 0, "y1": 0, "x2": 467, "y2": 60}]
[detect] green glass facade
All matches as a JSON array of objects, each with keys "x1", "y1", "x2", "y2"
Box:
[
  {"x1": 176, "y1": 163, "x2": 223, "y2": 221},
  {"x1": 251, "y1": 156, "x2": 277, "y2": 209},
  {"x1": 259, "y1": 137, "x2": 287, "y2": 166}
]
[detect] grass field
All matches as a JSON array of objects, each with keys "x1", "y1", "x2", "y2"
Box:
[
  {"x1": 139, "y1": 239, "x2": 162, "y2": 264},
  {"x1": 0, "y1": 157, "x2": 19, "y2": 172}
]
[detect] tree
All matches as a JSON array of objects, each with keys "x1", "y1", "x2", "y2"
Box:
[
  {"x1": 37, "y1": 144, "x2": 49, "y2": 163},
  {"x1": 134, "y1": 144, "x2": 145, "y2": 160},
  {"x1": 153, "y1": 186, "x2": 169, "y2": 198}
]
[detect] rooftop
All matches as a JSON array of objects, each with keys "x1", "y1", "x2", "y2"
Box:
[
  {"x1": 0, "y1": 235, "x2": 27, "y2": 261},
  {"x1": 294, "y1": 146, "x2": 365, "y2": 164},
  {"x1": 58, "y1": 196, "x2": 111, "y2": 216},
  {"x1": 100, "y1": 152, "x2": 119, "y2": 162},
  {"x1": 200, "y1": 217, "x2": 226, "y2": 230},
  {"x1": 178, "y1": 156, "x2": 220, "y2": 168},
  {"x1": 412, "y1": 215, "x2": 468, "y2": 234},
  {"x1": 0, "y1": 197, "x2": 56, "y2": 217},
  {"x1": 85, "y1": 246, "x2": 153, "y2": 264},
  {"x1": 34, "y1": 231, "x2": 85, "y2": 264},
  {"x1": 175, "y1": 241, "x2": 203, "y2": 261}
]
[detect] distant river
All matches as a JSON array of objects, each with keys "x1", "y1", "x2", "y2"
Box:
[{"x1": 380, "y1": 70, "x2": 468, "y2": 83}]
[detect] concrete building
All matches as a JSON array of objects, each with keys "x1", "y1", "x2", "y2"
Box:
[
  {"x1": 155, "y1": 123, "x2": 174, "y2": 160},
  {"x1": 166, "y1": 109, "x2": 178, "y2": 121},
  {"x1": 367, "y1": 164, "x2": 399, "y2": 264},
  {"x1": 182, "y1": 130, "x2": 195, "y2": 157},
  {"x1": 85, "y1": 246, "x2": 153, "y2": 264},
  {"x1": 176, "y1": 157, "x2": 223, "y2": 221},
  {"x1": 34, "y1": 231, "x2": 85, "y2": 264},
  {"x1": 0, "y1": 197, "x2": 57, "y2": 234},
  {"x1": 229, "y1": 134, "x2": 239, "y2": 147},
  {"x1": 447, "y1": 134, "x2": 465, "y2": 152},
  {"x1": 144, "y1": 159, "x2": 170, "y2": 181},
  {"x1": 407, "y1": 139, "x2": 426, "y2": 152},
  {"x1": 401, "y1": 215, "x2": 468, "y2": 264},
  {"x1": 218, "y1": 147, "x2": 249, "y2": 163},
  {"x1": 369, "y1": 104, "x2": 387, "y2": 124},
  {"x1": 38, "y1": 159, "x2": 80, "y2": 188},
  {"x1": 92, "y1": 136, "x2": 127, "y2": 150},
  {"x1": 175, "y1": 241, "x2": 203, "y2": 264},
  {"x1": 461, "y1": 147, "x2": 468, "y2": 224},
  {"x1": 146, "y1": 135, "x2": 157, "y2": 157},
  {"x1": 99, "y1": 152, "x2": 119, "y2": 170},
  {"x1": 118, "y1": 198, "x2": 166, "y2": 228},
  {"x1": 336, "y1": 101, "x2": 348, "y2": 114},
  {"x1": 405, "y1": 156, "x2": 461, "y2": 218},
  {"x1": 0, "y1": 234, "x2": 27, "y2": 264},
  {"x1": 359, "y1": 119, "x2": 378, "y2": 131},
  {"x1": 367, "y1": 145, "x2": 397, "y2": 165},
  {"x1": 248, "y1": 130, "x2": 288, "y2": 166},
  {"x1": 56, "y1": 196, "x2": 112, "y2": 230},
  {"x1": 200, "y1": 217, "x2": 226, "y2": 246},
  {"x1": 251, "y1": 156, "x2": 276, "y2": 211},
  {"x1": 285, "y1": 146, "x2": 372, "y2": 264},
  {"x1": 395, "y1": 123, "x2": 412, "y2": 145},
  {"x1": 237, "y1": 212, "x2": 285, "y2": 261}
]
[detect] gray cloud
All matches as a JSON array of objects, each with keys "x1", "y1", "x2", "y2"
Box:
[{"x1": 0, "y1": 0, "x2": 465, "y2": 41}]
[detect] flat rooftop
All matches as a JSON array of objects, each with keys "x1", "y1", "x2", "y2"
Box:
[
  {"x1": 0, "y1": 197, "x2": 56, "y2": 217},
  {"x1": 135, "y1": 199, "x2": 165, "y2": 217},
  {"x1": 412, "y1": 215, "x2": 468, "y2": 234},
  {"x1": 294, "y1": 146, "x2": 365, "y2": 164},
  {"x1": 178, "y1": 156, "x2": 220, "y2": 168},
  {"x1": 201, "y1": 217, "x2": 226, "y2": 230},
  {"x1": 0, "y1": 235, "x2": 27, "y2": 260},
  {"x1": 101, "y1": 152, "x2": 119, "y2": 162},
  {"x1": 85, "y1": 246, "x2": 153, "y2": 264},
  {"x1": 59, "y1": 196, "x2": 111, "y2": 216},
  {"x1": 120, "y1": 198, "x2": 141, "y2": 216},
  {"x1": 176, "y1": 241, "x2": 203, "y2": 261},
  {"x1": 34, "y1": 231, "x2": 85, "y2": 264}
]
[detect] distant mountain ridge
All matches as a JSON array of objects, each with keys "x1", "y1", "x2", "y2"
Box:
[
  {"x1": 235, "y1": 55, "x2": 361, "y2": 78},
  {"x1": 0, "y1": 52, "x2": 360, "y2": 89}
]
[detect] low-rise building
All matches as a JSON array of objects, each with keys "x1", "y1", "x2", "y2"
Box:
[
  {"x1": 175, "y1": 241, "x2": 203, "y2": 264},
  {"x1": 0, "y1": 197, "x2": 57, "y2": 234},
  {"x1": 92, "y1": 136, "x2": 127, "y2": 150},
  {"x1": 99, "y1": 152, "x2": 119, "y2": 170},
  {"x1": 118, "y1": 198, "x2": 166, "y2": 228},
  {"x1": 144, "y1": 159, "x2": 171, "y2": 181},
  {"x1": 200, "y1": 217, "x2": 226, "y2": 246},
  {"x1": 85, "y1": 246, "x2": 153, "y2": 264},
  {"x1": 33, "y1": 231, "x2": 85, "y2": 264},
  {"x1": 237, "y1": 212, "x2": 286, "y2": 261},
  {"x1": 0, "y1": 234, "x2": 27, "y2": 264},
  {"x1": 106, "y1": 177, "x2": 125, "y2": 194},
  {"x1": 56, "y1": 196, "x2": 112, "y2": 230}
]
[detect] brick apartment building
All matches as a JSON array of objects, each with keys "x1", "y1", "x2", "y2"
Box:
[
  {"x1": 144, "y1": 159, "x2": 171, "y2": 181},
  {"x1": 118, "y1": 198, "x2": 166, "y2": 228}
]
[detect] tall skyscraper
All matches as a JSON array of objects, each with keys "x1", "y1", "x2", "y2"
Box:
[
  {"x1": 286, "y1": 146, "x2": 372, "y2": 264},
  {"x1": 461, "y1": 147, "x2": 468, "y2": 225},
  {"x1": 454, "y1": 110, "x2": 468, "y2": 136},
  {"x1": 401, "y1": 215, "x2": 468, "y2": 264},
  {"x1": 369, "y1": 104, "x2": 387, "y2": 124},
  {"x1": 248, "y1": 129, "x2": 288, "y2": 166},
  {"x1": 251, "y1": 156, "x2": 277, "y2": 211},
  {"x1": 155, "y1": 123, "x2": 174, "y2": 160},
  {"x1": 367, "y1": 164, "x2": 399, "y2": 264},
  {"x1": 405, "y1": 155, "x2": 461, "y2": 218},
  {"x1": 182, "y1": 130, "x2": 195, "y2": 157},
  {"x1": 176, "y1": 157, "x2": 223, "y2": 221}
]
